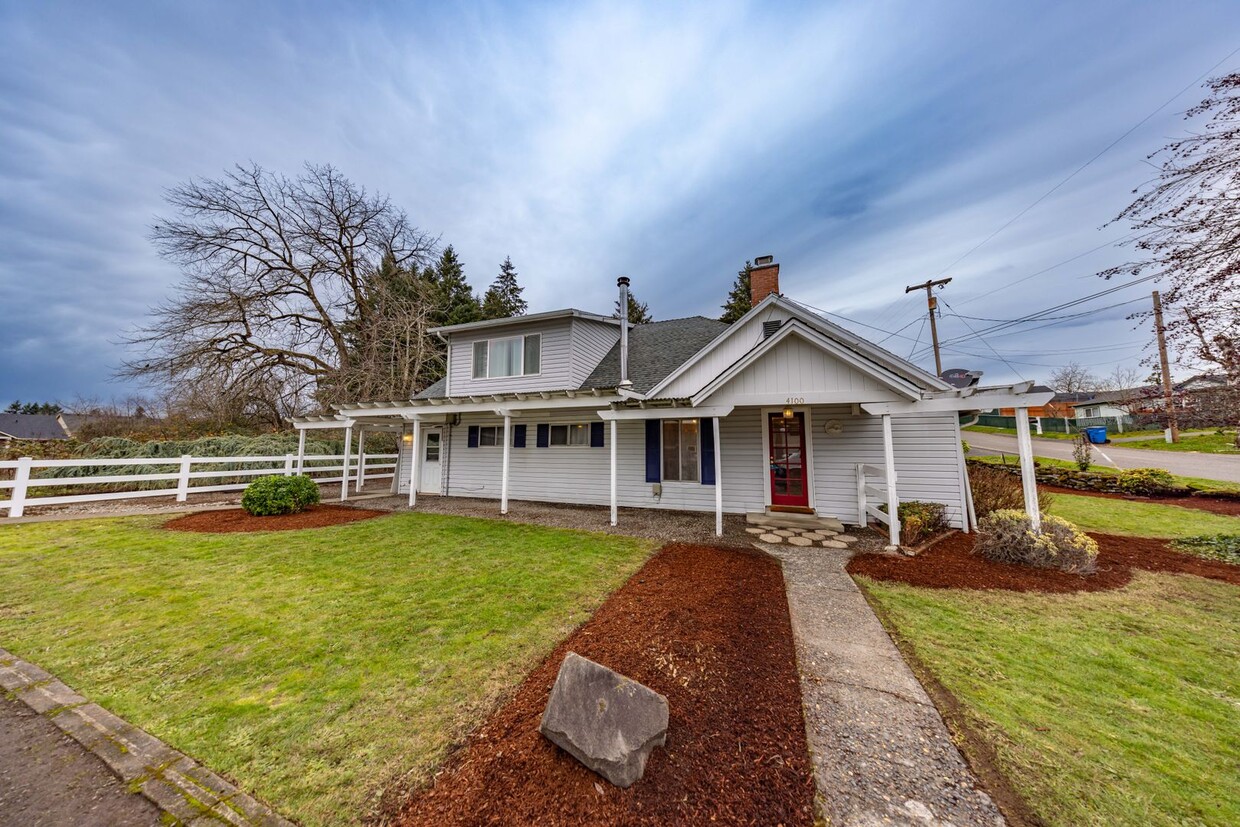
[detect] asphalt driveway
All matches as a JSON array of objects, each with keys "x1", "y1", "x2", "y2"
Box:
[{"x1": 966, "y1": 431, "x2": 1240, "y2": 483}]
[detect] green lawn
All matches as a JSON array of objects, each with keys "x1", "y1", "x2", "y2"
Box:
[
  {"x1": 1118, "y1": 431, "x2": 1239, "y2": 454},
  {"x1": 1048, "y1": 492, "x2": 1240, "y2": 539},
  {"x1": 0, "y1": 513, "x2": 655, "y2": 825},
  {"x1": 970, "y1": 454, "x2": 1240, "y2": 495},
  {"x1": 860, "y1": 573, "x2": 1240, "y2": 827},
  {"x1": 964, "y1": 424, "x2": 1075, "y2": 439}
]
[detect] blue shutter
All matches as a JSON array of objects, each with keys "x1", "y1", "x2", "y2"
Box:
[
  {"x1": 700, "y1": 417, "x2": 716, "y2": 485},
  {"x1": 513, "y1": 424, "x2": 527, "y2": 448},
  {"x1": 645, "y1": 419, "x2": 661, "y2": 482},
  {"x1": 536, "y1": 423, "x2": 550, "y2": 448},
  {"x1": 590, "y1": 421, "x2": 605, "y2": 448},
  {"x1": 467, "y1": 425, "x2": 479, "y2": 448}
]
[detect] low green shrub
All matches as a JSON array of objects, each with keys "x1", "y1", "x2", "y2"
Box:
[
  {"x1": 897, "y1": 501, "x2": 948, "y2": 546},
  {"x1": 975, "y1": 509, "x2": 1098, "y2": 574},
  {"x1": 968, "y1": 463, "x2": 1053, "y2": 518},
  {"x1": 241, "y1": 475, "x2": 321, "y2": 516},
  {"x1": 1073, "y1": 432, "x2": 1093, "y2": 471},
  {"x1": 1117, "y1": 467, "x2": 1177, "y2": 496},
  {"x1": 1172, "y1": 534, "x2": 1240, "y2": 565}
]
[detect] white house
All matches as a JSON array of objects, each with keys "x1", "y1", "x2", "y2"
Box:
[{"x1": 293, "y1": 257, "x2": 1051, "y2": 545}]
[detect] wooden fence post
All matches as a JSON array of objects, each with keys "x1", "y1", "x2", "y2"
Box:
[
  {"x1": 283, "y1": 454, "x2": 294, "y2": 476},
  {"x1": 176, "y1": 455, "x2": 193, "y2": 502},
  {"x1": 9, "y1": 457, "x2": 32, "y2": 518},
  {"x1": 855, "y1": 463, "x2": 867, "y2": 526}
]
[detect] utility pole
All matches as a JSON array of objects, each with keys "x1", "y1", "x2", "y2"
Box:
[
  {"x1": 906, "y1": 277, "x2": 952, "y2": 377},
  {"x1": 1152, "y1": 290, "x2": 1179, "y2": 443}
]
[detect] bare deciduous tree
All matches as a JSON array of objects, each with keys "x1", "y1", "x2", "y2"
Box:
[
  {"x1": 1048, "y1": 361, "x2": 1099, "y2": 393},
  {"x1": 122, "y1": 163, "x2": 436, "y2": 414},
  {"x1": 1103, "y1": 73, "x2": 1240, "y2": 382}
]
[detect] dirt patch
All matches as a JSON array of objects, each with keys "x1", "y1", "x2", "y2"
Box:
[
  {"x1": 848, "y1": 531, "x2": 1240, "y2": 593},
  {"x1": 1039, "y1": 484, "x2": 1240, "y2": 516},
  {"x1": 390, "y1": 543, "x2": 814, "y2": 827},
  {"x1": 163, "y1": 504, "x2": 386, "y2": 533}
]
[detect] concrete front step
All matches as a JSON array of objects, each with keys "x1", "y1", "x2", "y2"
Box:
[{"x1": 746, "y1": 511, "x2": 845, "y2": 533}]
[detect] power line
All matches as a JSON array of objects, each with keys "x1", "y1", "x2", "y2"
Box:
[
  {"x1": 946, "y1": 294, "x2": 1148, "y2": 325},
  {"x1": 938, "y1": 298, "x2": 1026, "y2": 380},
  {"x1": 907, "y1": 315, "x2": 928, "y2": 359},
  {"x1": 932, "y1": 44, "x2": 1240, "y2": 280}
]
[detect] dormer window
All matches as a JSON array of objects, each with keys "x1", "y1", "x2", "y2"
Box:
[{"x1": 472, "y1": 334, "x2": 541, "y2": 379}]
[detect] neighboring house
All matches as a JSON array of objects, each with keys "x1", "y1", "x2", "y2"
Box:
[
  {"x1": 0, "y1": 413, "x2": 69, "y2": 442},
  {"x1": 294, "y1": 258, "x2": 1051, "y2": 541},
  {"x1": 996, "y1": 385, "x2": 1062, "y2": 418}
]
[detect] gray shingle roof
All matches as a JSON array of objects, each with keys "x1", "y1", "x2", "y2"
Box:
[
  {"x1": 414, "y1": 377, "x2": 447, "y2": 400},
  {"x1": 582, "y1": 316, "x2": 730, "y2": 394},
  {"x1": 0, "y1": 414, "x2": 68, "y2": 440}
]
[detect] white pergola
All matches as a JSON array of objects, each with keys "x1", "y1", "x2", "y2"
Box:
[
  {"x1": 293, "y1": 381, "x2": 1052, "y2": 542},
  {"x1": 289, "y1": 414, "x2": 404, "y2": 499}
]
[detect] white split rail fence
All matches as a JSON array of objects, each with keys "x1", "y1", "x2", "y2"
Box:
[{"x1": 0, "y1": 453, "x2": 397, "y2": 519}]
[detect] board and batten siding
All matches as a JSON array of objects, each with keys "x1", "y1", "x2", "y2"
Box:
[
  {"x1": 400, "y1": 405, "x2": 965, "y2": 527},
  {"x1": 653, "y1": 306, "x2": 795, "y2": 399},
  {"x1": 707, "y1": 335, "x2": 900, "y2": 405}
]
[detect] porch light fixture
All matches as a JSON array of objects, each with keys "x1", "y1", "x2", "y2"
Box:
[
  {"x1": 402, "y1": 433, "x2": 413, "y2": 444},
  {"x1": 782, "y1": 407, "x2": 795, "y2": 419}
]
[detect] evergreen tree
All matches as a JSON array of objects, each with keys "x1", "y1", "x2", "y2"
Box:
[
  {"x1": 720, "y1": 260, "x2": 753, "y2": 324},
  {"x1": 615, "y1": 292, "x2": 653, "y2": 324},
  {"x1": 481, "y1": 256, "x2": 528, "y2": 319},
  {"x1": 429, "y1": 245, "x2": 481, "y2": 328}
]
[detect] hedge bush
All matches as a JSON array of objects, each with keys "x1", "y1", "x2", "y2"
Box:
[
  {"x1": 897, "y1": 501, "x2": 948, "y2": 546},
  {"x1": 1172, "y1": 534, "x2": 1240, "y2": 565},
  {"x1": 975, "y1": 510, "x2": 1098, "y2": 574},
  {"x1": 241, "y1": 475, "x2": 321, "y2": 516},
  {"x1": 968, "y1": 463, "x2": 1053, "y2": 518},
  {"x1": 1117, "y1": 467, "x2": 1177, "y2": 496}
]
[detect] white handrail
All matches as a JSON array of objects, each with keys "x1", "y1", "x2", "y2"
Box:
[
  {"x1": 856, "y1": 463, "x2": 900, "y2": 546},
  {"x1": 1, "y1": 451, "x2": 397, "y2": 518}
]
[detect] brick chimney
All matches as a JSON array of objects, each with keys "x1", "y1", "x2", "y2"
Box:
[{"x1": 750, "y1": 255, "x2": 780, "y2": 307}]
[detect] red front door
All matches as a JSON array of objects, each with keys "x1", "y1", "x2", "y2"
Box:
[{"x1": 768, "y1": 412, "x2": 809, "y2": 507}]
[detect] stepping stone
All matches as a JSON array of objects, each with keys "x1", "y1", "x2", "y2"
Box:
[
  {"x1": 836, "y1": 534, "x2": 858, "y2": 543},
  {"x1": 744, "y1": 527, "x2": 766, "y2": 535},
  {"x1": 822, "y1": 540, "x2": 847, "y2": 549},
  {"x1": 787, "y1": 536, "x2": 813, "y2": 547},
  {"x1": 759, "y1": 534, "x2": 783, "y2": 544},
  {"x1": 774, "y1": 529, "x2": 796, "y2": 537},
  {"x1": 540, "y1": 652, "x2": 668, "y2": 788},
  {"x1": 803, "y1": 532, "x2": 826, "y2": 541}
]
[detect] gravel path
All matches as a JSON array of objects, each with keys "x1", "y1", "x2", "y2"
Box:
[
  {"x1": 0, "y1": 694, "x2": 161, "y2": 827},
  {"x1": 763, "y1": 542, "x2": 1005, "y2": 826}
]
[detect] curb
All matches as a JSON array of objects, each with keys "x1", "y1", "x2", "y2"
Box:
[{"x1": 0, "y1": 648, "x2": 295, "y2": 826}]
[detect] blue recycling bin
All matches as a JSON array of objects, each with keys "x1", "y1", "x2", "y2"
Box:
[{"x1": 1085, "y1": 426, "x2": 1108, "y2": 444}]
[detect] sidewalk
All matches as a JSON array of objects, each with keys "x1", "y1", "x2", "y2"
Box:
[{"x1": 762, "y1": 543, "x2": 1005, "y2": 826}]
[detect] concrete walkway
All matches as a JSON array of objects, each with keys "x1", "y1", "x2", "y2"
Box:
[{"x1": 762, "y1": 544, "x2": 1005, "y2": 826}]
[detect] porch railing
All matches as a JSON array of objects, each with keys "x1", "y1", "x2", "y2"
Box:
[
  {"x1": 856, "y1": 463, "x2": 900, "y2": 547},
  {"x1": 0, "y1": 453, "x2": 397, "y2": 519}
]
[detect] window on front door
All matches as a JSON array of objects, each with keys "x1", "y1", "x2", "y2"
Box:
[
  {"x1": 425, "y1": 433, "x2": 441, "y2": 462},
  {"x1": 661, "y1": 419, "x2": 699, "y2": 482},
  {"x1": 769, "y1": 412, "x2": 808, "y2": 506}
]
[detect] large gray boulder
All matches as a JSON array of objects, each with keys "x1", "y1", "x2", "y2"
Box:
[{"x1": 539, "y1": 652, "x2": 669, "y2": 788}]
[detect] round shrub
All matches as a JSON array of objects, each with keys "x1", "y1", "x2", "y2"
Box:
[
  {"x1": 241, "y1": 474, "x2": 321, "y2": 516},
  {"x1": 967, "y1": 463, "x2": 1053, "y2": 519},
  {"x1": 1117, "y1": 467, "x2": 1176, "y2": 496},
  {"x1": 975, "y1": 509, "x2": 1098, "y2": 574}
]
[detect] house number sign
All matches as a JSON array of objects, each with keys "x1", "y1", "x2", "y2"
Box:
[{"x1": 785, "y1": 397, "x2": 805, "y2": 405}]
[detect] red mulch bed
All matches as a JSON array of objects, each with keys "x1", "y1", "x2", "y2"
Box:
[
  {"x1": 1039, "y1": 484, "x2": 1240, "y2": 516},
  {"x1": 391, "y1": 544, "x2": 815, "y2": 827},
  {"x1": 163, "y1": 504, "x2": 386, "y2": 533},
  {"x1": 848, "y1": 531, "x2": 1240, "y2": 593}
]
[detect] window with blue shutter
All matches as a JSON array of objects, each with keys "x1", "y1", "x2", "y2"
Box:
[
  {"x1": 467, "y1": 425, "x2": 479, "y2": 448},
  {"x1": 513, "y1": 424, "x2": 527, "y2": 448},
  {"x1": 644, "y1": 419, "x2": 661, "y2": 482},
  {"x1": 536, "y1": 423, "x2": 550, "y2": 448},
  {"x1": 700, "y1": 417, "x2": 716, "y2": 485},
  {"x1": 590, "y1": 422, "x2": 605, "y2": 448}
]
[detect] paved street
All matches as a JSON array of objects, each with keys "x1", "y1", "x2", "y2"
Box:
[{"x1": 965, "y1": 431, "x2": 1240, "y2": 484}]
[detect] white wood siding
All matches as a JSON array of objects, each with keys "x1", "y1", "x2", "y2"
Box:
[
  {"x1": 448, "y1": 319, "x2": 575, "y2": 394},
  {"x1": 706, "y1": 335, "x2": 900, "y2": 405},
  {"x1": 655, "y1": 306, "x2": 795, "y2": 398},
  {"x1": 427, "y1": 405, "x2": 964, "y2": 528},
  {"x1": 569, "y1": 319, "x2": 621, "y2": 387}
]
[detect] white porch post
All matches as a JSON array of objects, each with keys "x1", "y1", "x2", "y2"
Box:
[
  {"x1": 408, "y1": 419, "x2": 421, "y2": 507},
  {"x1": 339, "y1": 425, "x2": 353, "y2": 501},
  {"x1": 1014, "y1": 406, "x2": 1041, "y2": 531},
  {"x1": 609, "y1": 419, "x2": 618, "y2": 527},
  {"x1": 880, "y1": 413, "x2": 900, "y2": 548},
  {"x1": 500, "y1": 414, "x2": 512, "y2": 515},
  {"x1": 713, "y1": 416, "x2": 723, "y2": 537},
  {"x1": 295, "y1": 428, "x2": 306, "y2": 475},
  {"x1": 355, "y1": 427, "x2": 366, "y2": 492}
]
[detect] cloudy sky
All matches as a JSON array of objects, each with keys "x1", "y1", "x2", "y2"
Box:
[{"x1": 3, "y1": 1, "x2": 1239, "y2": 404}]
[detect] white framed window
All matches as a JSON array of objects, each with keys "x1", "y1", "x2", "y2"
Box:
[
  {"x1": 549, "y1": 423, "x2": 590, "y2": 446},
  {"x1": 662, "y1": 419, "x2": 699, "y2": 482},
  {"x1": 472, "y1": 334, "x2": 541, "y2": 379},
  {"x1": 478, "y1": 426, "x2": 499, "y2": 446}
]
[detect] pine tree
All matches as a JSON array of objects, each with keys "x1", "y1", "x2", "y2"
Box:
[
  {"x1": 481, "y1": 256, "x2": 528, "y2": 319},
  {"x1": 429, "y1": 245, "x2": 481, "y2": 328},
  {"x1": 615, "y1": 292, "x2": 653, "y2": 324},
  {"x1": 720, "y1": 260, "x2": 753, "y2": 324}
]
